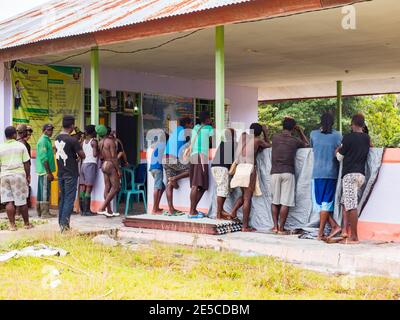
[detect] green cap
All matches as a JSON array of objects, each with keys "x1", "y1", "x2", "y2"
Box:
[{"x1": 95, "y1": 125, "x2": 107, "y2": 138}]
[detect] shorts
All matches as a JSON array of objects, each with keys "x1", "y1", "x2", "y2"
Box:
[
  {"x1": 211, "y1": 166, "x2": 230, "y2": 198},
  {"x1": 312, "y1": 179, "x2": 337, "y2": 212},
  {"x1": 163, "y1": 156, "x2": 190, "y2": 179},
  {"x1": 79, "y1": 163, "x2": 97, "y2": 186},
  {"x1": 271, "y1": 173, "x2": 295, "y2": 207},
  {"x1": 0, "y1": 174, "x2": 29, "y2": 206},
  {"x1": 151, "y1": 169, "x2": 165, "y2": 190},
  {"x1": 189, "y1": 154, "x2": 209, "y2": 190},
  {"x1": 341, "y1": 173, "x2": 365, "y2": 211}
]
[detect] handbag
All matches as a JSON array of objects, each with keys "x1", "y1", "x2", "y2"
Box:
[{"x1": 183, "y1": 125, "x2": 205, "y2": 162}]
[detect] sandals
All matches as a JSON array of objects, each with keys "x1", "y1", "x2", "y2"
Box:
[
  {"x1": 187, "y1": 212, "x2": 207, "y2": 219},
  {"x1": 163, "y1": 210, "x2": 185, "y2": 216}
]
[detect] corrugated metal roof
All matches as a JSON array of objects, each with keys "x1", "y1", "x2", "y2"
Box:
[{"x1": 0, "y1": 0, "x2": 252, "y2": 50}]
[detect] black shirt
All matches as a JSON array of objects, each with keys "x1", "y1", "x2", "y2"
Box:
[
  {"x1": 18, "y1": 139, "x2": 31, "y2": 164},
  {"x1": 339, "y1": 132, "x2": 370, "y2": 178},
  {"x1": 55, "y1": 133, "x2": 82, "y2": 178},
  {"x1": 211, "y1": 140, "x2": 236, "y2": 170}
]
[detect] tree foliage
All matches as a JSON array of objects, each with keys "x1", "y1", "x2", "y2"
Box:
[
  {"x1": 259, "y1": 95, "x2": 400, "y2": 147},
  {"x1": 361, "y1": 94, "x2": 400, "y2": 147}
]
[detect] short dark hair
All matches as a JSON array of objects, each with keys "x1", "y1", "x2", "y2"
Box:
[
  {"x1": 199, "y1": 111, "x2": 210, "y2": 124},
  {"x1": 282, "y1": 117, "x2": 296, "y2": 131},
  {"x1": 179, "y1": 117, "x2": 192, "y2": 127},
  {"x1": 5, "y1": 126, "x2": 16, "y2": 139},
  {"x1": 85, "y1": 125, "x2": 96, "y2": 136},
  {"x1": 352, "y1": 113, "x2": 365, "y2": 128},
  {"x1": 250, "y1": 123, "x2": 262, "y2": 137},
  {"x1": 107, "y1": 126, "x2": 112, "y2": 136},
  {"x1": 62, "y1": 115, "x2": 75, "y2": 129},
  {"x1": 15, "y1": 80, "x2": 19, "y2": 85},
  {"x1": 321, "y1": 112, "x2": 334, "y2": 134}
]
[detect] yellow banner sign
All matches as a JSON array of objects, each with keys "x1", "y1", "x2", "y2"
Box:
[{"x1": 11, "y1": 62, "x2": 82, "y2": 151}]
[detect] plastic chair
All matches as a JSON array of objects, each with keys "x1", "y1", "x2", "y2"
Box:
[
  {"x1": 135, "y1": 163, "x2": 147, "y2": 194},
  {"x1": 119, "y1": 167, "x2": 147, "y2": 216}
]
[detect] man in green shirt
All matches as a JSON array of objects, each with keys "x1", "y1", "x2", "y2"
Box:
[
  {"x1": 36, "y1": 124, "x2": 56, "y2": 219},
  {"x1": 0, "y1": 126, "x2": 31, "y2": 231},
  {"x1": 189, "y1": 111, "x2": 214, "y2": 218}
]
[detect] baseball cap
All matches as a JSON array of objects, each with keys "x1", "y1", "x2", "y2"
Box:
[
  {"x1": 16, "y1": 124, "x2": 27, "y2": 133},
  {"x1": 43, "y1": 123, "x2": 54, "y2": 131}
]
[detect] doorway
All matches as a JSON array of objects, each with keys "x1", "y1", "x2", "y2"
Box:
[{"x1": 116, "y1": 113, "x2": 140, "y2": 165}]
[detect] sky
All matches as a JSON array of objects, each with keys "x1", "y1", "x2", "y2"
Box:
[{"x1": 0, "y1": 0, "x2": 50, "y2": 22}]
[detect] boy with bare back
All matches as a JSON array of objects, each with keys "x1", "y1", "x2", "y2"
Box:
[
  {"x1": 230, "y1": 123, "x2": 271, "y2": 231},
  {"x1": 96, "y1": 125, "x2": 121, "y2": 217}
]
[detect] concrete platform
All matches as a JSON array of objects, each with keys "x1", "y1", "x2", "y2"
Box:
[{"x1": 123, "y1": 214, "x2": 242, "y2": 235}]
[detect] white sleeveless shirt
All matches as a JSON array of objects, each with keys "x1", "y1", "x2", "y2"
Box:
[{"x1": 82, "y1": 139, "x2": 97, "y2": 164}]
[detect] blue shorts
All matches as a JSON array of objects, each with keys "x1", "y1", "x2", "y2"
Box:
[
  {"x1": 151, "y1": 169, "x2": 165, "y2": 190},
  {"x1": 312, "y1": 179, "x2": 337, "y2": 212}
]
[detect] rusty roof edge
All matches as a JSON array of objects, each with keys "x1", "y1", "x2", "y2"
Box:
[
  {"x1": 0, "y1": 0, "x2": 252, "y2": 51},
  {"x1": 0, "y1": 0, "x2": 367, "y2": 62}
]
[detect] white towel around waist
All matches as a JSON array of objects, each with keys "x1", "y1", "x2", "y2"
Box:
[{"x1": 230, "y1": 163, "x2": 262, "y2": 196}]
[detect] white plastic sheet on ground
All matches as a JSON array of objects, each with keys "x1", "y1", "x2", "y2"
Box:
[
  {"x1": 209, "y1": 148, "x2": 384, "y2": 233},
  {"x1": 0, "y1": 244, "x2": 69, "y2": 262}
]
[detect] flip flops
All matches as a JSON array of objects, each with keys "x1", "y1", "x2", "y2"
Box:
[
  {"x1": 187, "y1": 212, "x2": 206, "y2": 219},
  {"x1": 163, "y1": 210, "x2": 185, "y2": 216}
]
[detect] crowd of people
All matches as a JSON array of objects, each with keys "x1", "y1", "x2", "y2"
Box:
[
  {"x1": 0, "y1": 110, "x2": 371, "y2": 243},
  {"x1": 150, "y1": 111, "x2": 370, "y2": 244},
  {"x1": 0, "y1": 115, "x2": 128, "y2": 233}
]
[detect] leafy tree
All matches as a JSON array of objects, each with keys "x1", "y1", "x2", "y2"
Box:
[
  {"x1": 259, "y1": 97, "x2": 361, "y2": 138},
  {"x1": 259, "y1": 94, "x2": 400, "y2": 147},
  {"x1": 361, "y1": 94, "x2": 400, "y2": 147}
]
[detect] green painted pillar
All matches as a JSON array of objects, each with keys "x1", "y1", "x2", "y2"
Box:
[
  {"x1": 215, "y1": 26, "x2": 225, "y2": 145},
  {"x1": 337, "y1": 80, "x2": 343, "y2": 133},
  {"x1": 91, "y1": 47, "x2": 99, "y2": 125}
]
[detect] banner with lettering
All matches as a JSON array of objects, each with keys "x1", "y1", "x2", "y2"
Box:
[{"x1": 11, "y1": 62, "x2": 82, "y2": 151}]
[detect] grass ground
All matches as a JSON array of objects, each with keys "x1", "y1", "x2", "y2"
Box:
[
  {"x1": 0, "y1": 217, "x2": 48, "y2": 231},
  {"x1": 0, "y1": 233, "x2": 400, "y2": 300}
]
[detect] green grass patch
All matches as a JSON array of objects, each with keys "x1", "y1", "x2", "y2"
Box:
[
  {"x1": 0, "y1": 218, "x2": 48, "y2": 231},
  {"x1": 0, "y1": 234, "x2": 400, "y2": 300}
]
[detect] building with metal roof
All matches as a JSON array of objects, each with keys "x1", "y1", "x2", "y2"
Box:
[{"x1": 2, "y1": 0, "x2": 400, "y2": 241}]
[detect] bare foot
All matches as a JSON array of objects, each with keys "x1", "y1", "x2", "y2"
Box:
[
  {"x1": 152, "y1": 209, "x2": 163, "y2": 215},
  {"x1": 317, "y1": 235, "x2": 327, "y2": 241},
  {"x1": 271, "y1": 228, "x2": 278, "y2": 234},
  {"x1": 277, "y1": 229, "x2": 291, "y2": 235},
  {"x1": 9, "y1": 225, "x2": 17, "y2": 231},
  {"x1": 339, "y1": 238, "x2": 359, "y2": 245},
  {"x1": 24, "y1": 224, "x2": 34, "y2": 230},
  {"x1": 341, "y1": 232, "x2": 349, "y2": 239},
  {"x1": 168, "y1": 208, "x2": 178, "y2": 215},
  {"x1": 327, "y1": 226, "x2": 342, "y2": 239},
  {"x1": 221, "y1": 211, "x2": 233, "y2": 220},
  {"x1": 242, "y1": 227, "x2": 257, "y2": 232}
]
